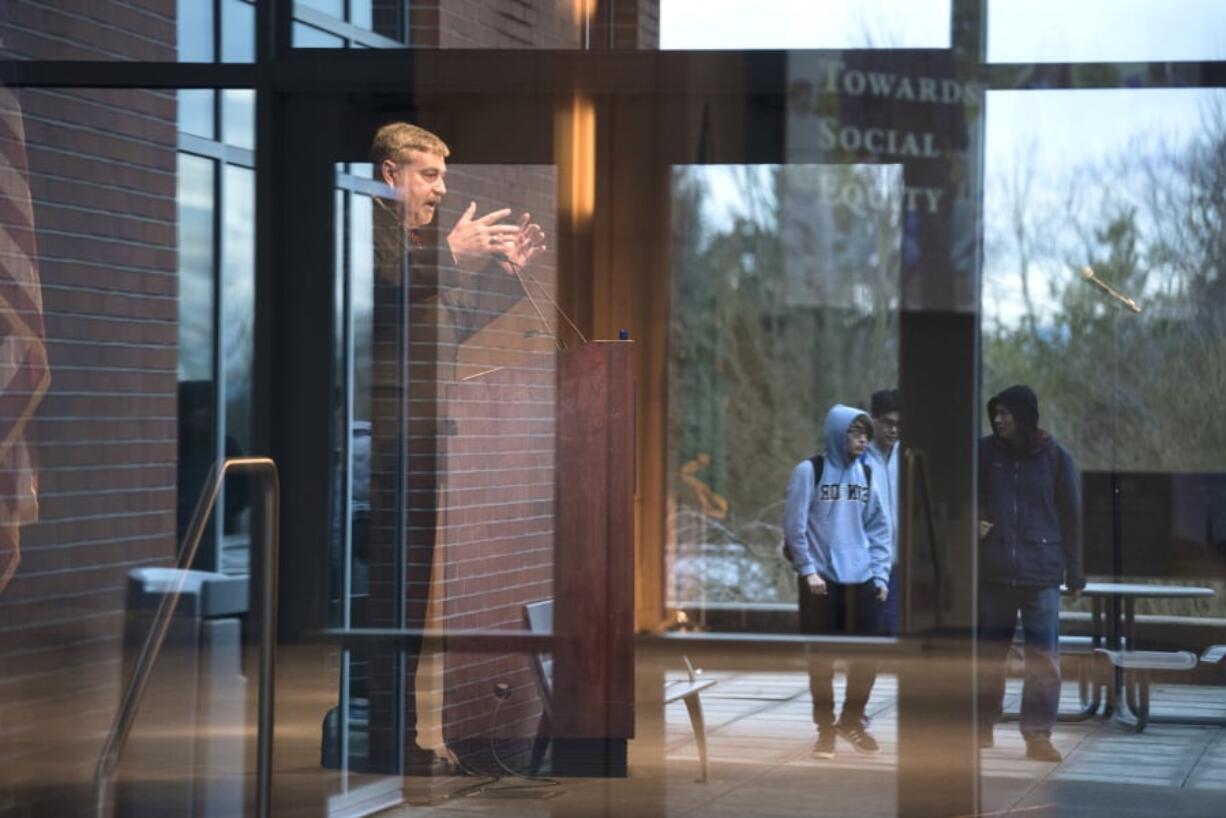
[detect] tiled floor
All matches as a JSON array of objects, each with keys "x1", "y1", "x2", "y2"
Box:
[{"x1": 380, "y1": 671, "x2": 1226, "y2": 818}]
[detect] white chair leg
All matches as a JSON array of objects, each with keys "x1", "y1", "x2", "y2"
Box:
[{"x1": 682, "y1": 692, "x2": 709, "y2": 783}]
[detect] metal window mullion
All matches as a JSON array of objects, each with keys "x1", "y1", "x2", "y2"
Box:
[
  {"x1": 339, "y1": 649, "x2": 351, "y2": 782},
  {"x1": 212, "y1": 0, "x2": 223, "y2": 65},
  {"x1": 179, "y1": 133, "x2": 257, "y2": 168},
  {"x1": 341, "y1": 186, "x2": 354, "y2": 630},
  {"x1": 211, "y1": 155, "x2": 228, "y2": 572},
  {"x1": 338, "y1": 184, "x2": 355, "y2": 777},
  {"x1": 208, "y1": 0, "x2": 224, "y2": 561}
]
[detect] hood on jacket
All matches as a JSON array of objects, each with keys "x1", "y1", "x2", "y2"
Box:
[
  {"x1": 988, "y1": 384, "x2": 1039, "y2": 434},
  {"x1": 822, "y1": 403, "x2": 873, "y2": 468}
]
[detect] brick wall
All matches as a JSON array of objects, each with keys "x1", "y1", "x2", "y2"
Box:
[
  {"x1": 411, "y1": 0, "x2": 581, "y2": 48},
  {"x1": 417, "y1": 0, "x2": 661, "y2": 49},
  {"x1": 0, "y1": 6, "x2": 178, "y2": 815},
  {"x1": 433, "y1": 166, "x2": 557, "y2": 755},
  {"x1": 0, "y1": 83, "x2": 177, "y2": 815},
  {"x1": 0, "y1": 0, "x2": 175, "y2": 62}
]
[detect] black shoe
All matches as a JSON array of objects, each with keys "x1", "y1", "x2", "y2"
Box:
[
  {"x1": 813, "y1": 729, "x2": 836, "y2": 759},
  {"x1": 1024, "y1": 737, "x2": 1063, "y2": 763},
  {"x1": 836, "y1": 719, "x2": 881, "y2": 754}
]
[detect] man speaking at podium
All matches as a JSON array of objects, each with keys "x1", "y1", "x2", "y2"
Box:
[{"x1": 362, "y1": 122, "x2": 546, "y2": 774}]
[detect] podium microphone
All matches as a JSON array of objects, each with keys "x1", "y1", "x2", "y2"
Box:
[
  {"x1": 1079, "y1": 266, "x2": 1141, "y2": 314},
  {"x1": 493, "y1": 251, "x2": 588, "y2": 346}
]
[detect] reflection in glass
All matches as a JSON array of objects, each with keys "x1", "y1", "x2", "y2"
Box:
[
  {"x1": 222, "y1": 0, "x2": 256, "y2": 62},
  {"x1": 979, "y1": 83, "x2": 1226, "y2": 731},
  {"x1": 661, "y1": 0, "x2": 952, "y2": 49},
  {"x1": 294, "y1": 22, "x2": 346, "y2": 48},
  {"x1": 351, "y1": 0, "x2": 373, "y2": 30},
  {"x1": 987, "y1": 0, "x2": 1226, "y2": 63},
  {"x1": 178, "y1": 89, "x2": 215, "y2": 140},
  {"x1": 178, "y1": 0, "x2": 215, "y2": 62},
  {"x1": 223, "y1": 165, "x2": 256, "y2": 460},
  {"x1": 177, "y1": 153, "x2": 218, "y2": 556},
  {"x1": 222, "y1": 89, "x2": 256, "y2": 151},
  {"x1": 983, "y1": 89, "x2": 1226, "y2": 474},
  {"x1": 300, "y1": 0, "x2": 345, "y2": 15},
  {"x1": 178, "y1": 154, "x2": 215, "y2": 382},
  {"x1": 223, "y1": 165, "x2": 256, "y2": 550},
  {"x1": 667, "y1": 164, "x2": 900, "y2": 609}
]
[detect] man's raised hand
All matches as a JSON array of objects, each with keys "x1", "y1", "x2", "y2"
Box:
[
  {"x1": 503, "y1": 212, "x2": 547, "y2": 270},
  {"x1": 446, "y1": 202, "x2": 519, "y2": 269}
]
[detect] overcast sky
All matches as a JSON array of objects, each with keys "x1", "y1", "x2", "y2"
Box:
[
  {"x1": 661, "y1": 0, "x2": 1226, "y2": 61},
  {"x1": 659, "y1": 1, "x2": 1226, "y2": 324}
]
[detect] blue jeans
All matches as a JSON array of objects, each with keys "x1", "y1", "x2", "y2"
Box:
[{"x1": 977, "y1": 584, "x2": 1062, "y2": 739}]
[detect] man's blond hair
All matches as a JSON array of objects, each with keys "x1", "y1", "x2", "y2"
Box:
[{"x1": 370, "y1": 122, "x2": 450, "y2": 166}]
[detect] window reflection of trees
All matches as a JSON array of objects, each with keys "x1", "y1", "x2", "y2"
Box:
[
  {"x1": 983, "y1": 93, "x2": 1226, "y2": 475},
  {"x1": 984, "y1": 91, "x2": 1226, "y2": 617},
  {"x1": 669, "y1": 165, "x2": 901, "y2": 606}
]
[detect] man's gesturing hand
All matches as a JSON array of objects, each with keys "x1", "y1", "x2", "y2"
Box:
[
  {"x1": 446, "y1": 202, "x2": 519, "y2": 269},
  {"x1": 504, "y1": 212, "x2": 547, "y2": 269}
]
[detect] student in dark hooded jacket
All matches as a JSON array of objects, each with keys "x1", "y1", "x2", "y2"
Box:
[{"x1": 977, "y1": 384, "x2": 1085, "y2": 763}]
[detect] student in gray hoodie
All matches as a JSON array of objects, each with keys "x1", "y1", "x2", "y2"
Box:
[{"x1": 783, "y1": 404, "x2": 892, "y2": 758}]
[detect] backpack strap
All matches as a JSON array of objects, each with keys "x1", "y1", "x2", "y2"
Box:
[{"x1": 810, "y1": 454, "x2": 873, "y2": 489}]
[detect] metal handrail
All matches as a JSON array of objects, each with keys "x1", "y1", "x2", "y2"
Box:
[{"x1": 94, "y1": 457, "x2": 280, "y2": 818}]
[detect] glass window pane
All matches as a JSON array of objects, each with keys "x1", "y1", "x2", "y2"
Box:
[
  {"x1": 667, "y1": 163, "x2": 902, "y2": 608},
  {"x1": 178, "y1": 0, "x2": 216, "y2": 62},
  {"x1": 222, "y1": 0, "x2": 257, "y2": 62},
  {"x1": 983, "y1": 87, "x2": 1226, "y2": 475},
  {"x1": 223, "y1": 164, "x2": 256, "y2": 458},
  {"x1": 300, "y1": 0, "x2": 345, "y2": 16},
  {"x1": 291, "y1": 0, "x2": 581, "y2": 48},
  {"x1": 661, "y1": 0, "x2": 952, "y2": 49},
  {"x1": 178, "y1": 89, "x2": 216, "y2": 141},
  {"x1": 222, "y1": 89, "x2": 256, "y2": 152},
  {"x1": 294, "y1": 22, "x2": 347, "y2": 48},
  {"x1": 979, "y1": 83, "x2": 1226, "y2": 807},
  {"x1": 178, "y1": 154, "x2": 216, "y2": 383},
  {"x1": 351, "y1": 0, "x2": 373, "y2": 30},
  {"x1": 221, "y1": 164, "x2": 256, "y2": 549},
  {"x1": 988, "y1": 0, "x2": 1226, "y2": 63},
  {"x1": 1, "y1": 88, "x2": 247, "y2": 812}
]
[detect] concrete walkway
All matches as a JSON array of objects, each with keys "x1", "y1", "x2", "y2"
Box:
[{"x1": 386, "y1": 672, "x2": 1226, "y2": 818}]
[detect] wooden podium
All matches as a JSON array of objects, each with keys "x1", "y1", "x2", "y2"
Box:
[{"x1": 551, "y1": 339, "x2": 636, "y2": 776}]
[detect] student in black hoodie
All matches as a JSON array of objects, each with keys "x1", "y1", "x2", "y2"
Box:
[{"x1": 977, "y1": 385, "x2": 1085, "y2": 763}]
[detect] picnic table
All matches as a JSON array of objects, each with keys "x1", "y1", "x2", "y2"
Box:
[{"x1": 1073, "y1": 582, "x2": 1217, "y2": 731}]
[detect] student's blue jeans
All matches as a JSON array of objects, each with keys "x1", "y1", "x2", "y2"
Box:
[{"x1": 977, "y1": 583, "x2": 1062, "y2": 739}]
